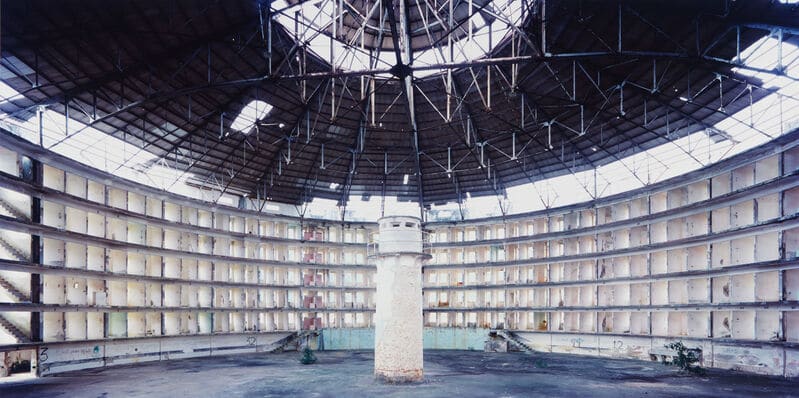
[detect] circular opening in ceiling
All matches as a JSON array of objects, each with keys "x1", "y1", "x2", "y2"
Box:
[{"x1": 271, "y1": 0, "x2": 526, "y2": 77}]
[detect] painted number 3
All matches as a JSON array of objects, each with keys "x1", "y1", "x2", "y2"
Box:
[{"x1": 39, "y1": 347, "x2": 50, "y2": 373}]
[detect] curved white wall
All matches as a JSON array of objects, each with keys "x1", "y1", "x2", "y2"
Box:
[
  {"x1": 1, "y1": 129, "x2": 799, "y2": 377},
  {"x1": 421, "y1": 131, "x2": 799, "y2": 377}
]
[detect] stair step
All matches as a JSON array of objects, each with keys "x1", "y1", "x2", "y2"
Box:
[
  {"x1": 0, "y1": 236, "x2": 28, "y2": 261},
  {"x1": 0, "y1": 198, "x2": 29, "y2": 222},
  {"x1": 271, "y1": 332, "x2": 302, "y2": 352},
  {"x1": 0, "y1": 314, "x2": 30, "y2": 343},
  {"x1": 0, "y1": 275, "x2": 29, "y2": 302},
  {"x1": 496, "y1": 330, "x2": 534, "y2": 354}
]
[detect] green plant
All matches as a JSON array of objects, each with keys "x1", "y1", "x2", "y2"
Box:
[
  {"x1": 300, "y1": 346, "x2": 317, "y2": 365},
  {"x1": 664, "y1": 341, "x2": 703, "y2": 374}
]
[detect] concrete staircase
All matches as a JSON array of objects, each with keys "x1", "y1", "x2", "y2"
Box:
[
  {"x1": 0, "y1": 236, "x2": 28, "y2": 262},
  {"x1": 495, "y1": 330, "x2": 536, "y2": 354},
  {"x1": 0, "y1": 235, "x2": 32, "y2": 302},
  {"x1": 270, "y1": 332, "x2": 302, "y2": 352},
  {"x1": 270, "y1": 330, "x2": 319, "y2": 352},
  {"x1": 0, "y1": 198, "x2": 29, "y2": 222},
  {"x1": 0, "y1": 314, "x2": 30, "y2": 343},
  {"x1": 0, "y1": 275, "x2": 28, "y2": 302}
]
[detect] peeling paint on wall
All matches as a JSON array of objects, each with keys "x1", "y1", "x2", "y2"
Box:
[{"x1": 36, "y1": 332, "x2": 292, "y2": 376}]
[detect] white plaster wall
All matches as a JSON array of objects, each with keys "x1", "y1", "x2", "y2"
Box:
[
  {"x1": 36, "y1": 332, "x2": 292, "y2": 376},
  {"x1": 515, "y1": 332, "x2": 798, "y2": 376},
  {"x1": 786, "y1": 349, "x2": 799, "y2": 377},
  {"x1": 711, "y1": 343, "x2": 785, "y2": 375}
]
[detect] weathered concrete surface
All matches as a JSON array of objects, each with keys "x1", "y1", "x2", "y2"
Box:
[
  {"x1": 1, "y1": 350, "x2": 797, "y2": 397},
  {"x1": 33, "y1": 332, "x2": 293, "y2": 375},
  {"x1": 516, "y1": 331, "x2": 799, "y2": 376},
  {"x1": 374, "y1": 216, "x2": 426, "y2": 383},
  {"x1": 374, "y1": 254, "x2": 424, "y2": 382}
]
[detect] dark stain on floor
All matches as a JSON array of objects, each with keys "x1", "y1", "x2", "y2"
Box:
[{"x1": 1, "y1": 350, "x2": 797, "y2": 398}]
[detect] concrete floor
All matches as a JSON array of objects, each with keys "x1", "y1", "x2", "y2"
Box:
[{"x1": 1, "y1": 350, "x2": 797, "y2": 398}]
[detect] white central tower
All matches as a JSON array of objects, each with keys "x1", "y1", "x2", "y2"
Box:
[{"x1": 371, "y1": 216, "x2": 430, "y2": 383}]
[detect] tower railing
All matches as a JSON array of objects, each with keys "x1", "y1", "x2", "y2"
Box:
[{"x1": 366, "y1": 231, "x2": 432, "y2": 257}]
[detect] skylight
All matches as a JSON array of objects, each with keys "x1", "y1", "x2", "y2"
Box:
[
  {"x1": 426, "y1": 31, "x2": 799, "y2": 220},
  {"x1": 230, "y1": 100, "x2": 274, "y2": 134},
  {"x1": 732, "y1": 33, "x2": 799, "y2": 87},
  {"x1": 270, "y1": 0, "x2": 526, "y2": 78},
  {"x1": 0, "y1": 55, "x2": 35, "y2": 79},
  {"x1": 1, "y1": 24, "x2": 797, "y2": 223},
  {"x1": 0, "y1": 80, "x2": 24, "y2": 106},
  {"x1": 0, "y1": 106, "x2": 209, "y2": 197}
]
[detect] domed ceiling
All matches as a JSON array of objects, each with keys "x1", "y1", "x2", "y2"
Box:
[{"x1": 1, "y1": 0, "x2": 797, "y2": 206}]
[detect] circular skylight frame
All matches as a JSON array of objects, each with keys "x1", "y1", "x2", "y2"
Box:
[{"x1": 270, "y1": 0, "x2": 527, "y2": 78}]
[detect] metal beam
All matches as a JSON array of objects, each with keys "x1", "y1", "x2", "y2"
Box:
[{"x1": 384, "y1": 0, "x2": 426, "y2": 214}]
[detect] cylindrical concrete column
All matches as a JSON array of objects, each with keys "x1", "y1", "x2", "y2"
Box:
[{"x1": 372, "y1": 216, "x2": 430, "y2": 383}]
